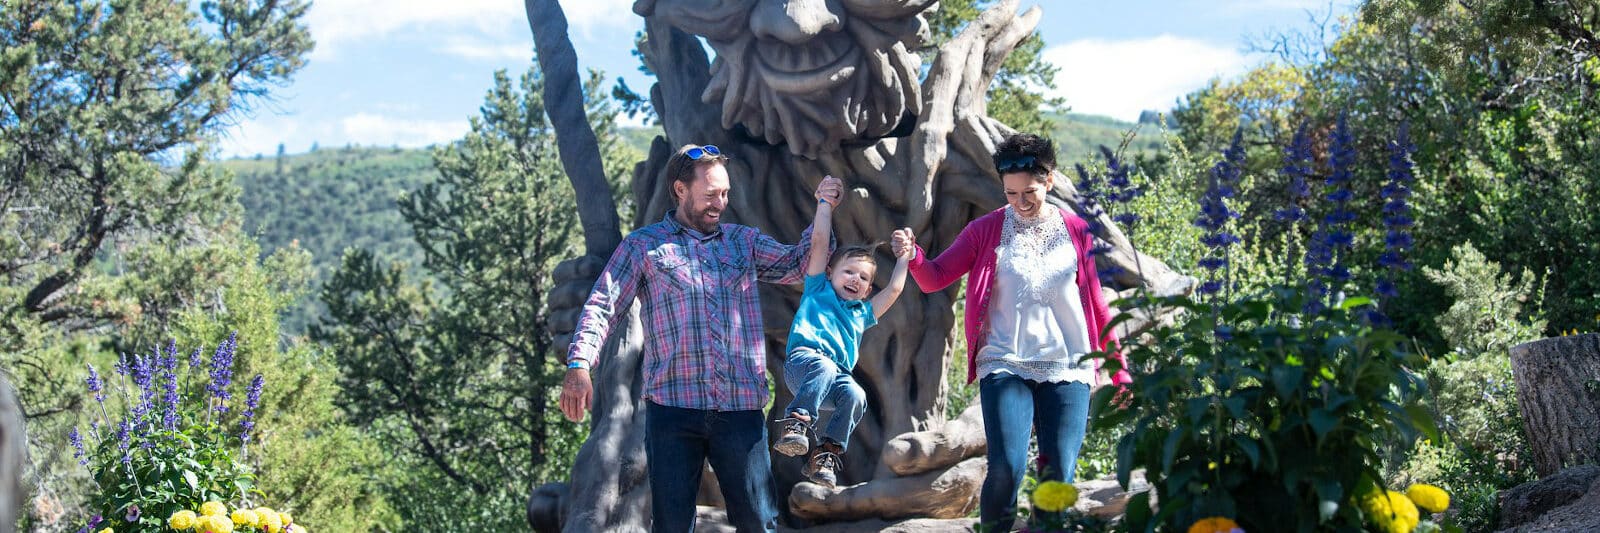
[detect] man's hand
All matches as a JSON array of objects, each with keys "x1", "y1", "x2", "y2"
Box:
[
  {"x1": 891, "y1": 227, "x2": 915, "y2": 259},
  {"x1": 559, "y1": 368, "x2": 593, "y2": 422},
  {"x1": 815, "y1": 176, "x2": 844, "y2": 207}
]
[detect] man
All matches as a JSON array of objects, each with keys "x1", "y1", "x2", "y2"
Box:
[{"x1": 560, "y1": 143, "x2": 842, "y2": 532}]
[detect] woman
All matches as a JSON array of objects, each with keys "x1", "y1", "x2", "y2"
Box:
[{"x1": 892, "y1": 133, "x2": 1130, "y2": 531}]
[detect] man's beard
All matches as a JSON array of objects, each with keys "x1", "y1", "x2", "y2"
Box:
[
  {"x1": 703, "y1": 25, "x2": 922, "y2": 159},
  {"x1": 681, "y1": 203, "x2": 722, "y2": 233}
]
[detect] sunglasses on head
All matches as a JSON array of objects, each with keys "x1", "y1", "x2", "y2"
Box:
[
  {"x1": 687, "y1": 144, "x2": 722, "y2": 160},
  {"x1": 996, "y1": 154, "x2": 1037, "y2": 173}
]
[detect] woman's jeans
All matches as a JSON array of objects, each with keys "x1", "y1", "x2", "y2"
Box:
[
  {"x1": 782, "y1": 348, "x2": 867, "y2": 452},
  {"x1": 979, "y1": 372, "x2": 1091, "y2": 532}
]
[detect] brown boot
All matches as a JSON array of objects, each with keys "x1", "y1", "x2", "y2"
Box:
[
  {"x1": 772, "y1": 412, "x2": 811, "y2": 457},
  {"x1": 803, "y1": 441, "x2": 843, "y2": 488}
]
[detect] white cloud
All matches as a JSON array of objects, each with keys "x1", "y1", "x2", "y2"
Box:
[
  {"x1": 216, "y1": 113, "x2": 468, "y2": 159},
  {"x1": 339, "y1": 113, "x2": 469, "y2": 148},
  {"x1": 305, "y1": 0, "x2": 633, "y2": 60},
  {"x1": 441, "y1": 40, "x2": 533, "y2": 62},
  {"x1": 1043, "y1": 35, "x2": 1255, "y2": 121}
]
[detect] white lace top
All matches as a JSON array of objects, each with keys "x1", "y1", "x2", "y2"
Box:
[{"x1": 975, "y1": 205, "x2": 1096, "y2": 385}]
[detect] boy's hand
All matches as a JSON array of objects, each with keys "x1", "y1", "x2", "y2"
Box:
[{"x1": 891, "y1": 227, "x2": 915, "y2": 259}]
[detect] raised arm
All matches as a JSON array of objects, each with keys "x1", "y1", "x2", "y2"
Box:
[
  {"x1": 806, "y1": 197, "x2": 834, "y2": 277},
  {"x1": 869, "y1": 252, "x2": 910, "y2": 320},
  {"x1": 754, "y1": 176, "x2": 843, "y2": 284}
]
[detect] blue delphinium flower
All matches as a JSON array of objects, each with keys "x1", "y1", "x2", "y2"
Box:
[
  {"x1": 1194, "y1": 129, "x2": 1245, "y2": 298},
  {"x1": 69, "y1": 427, "x2": 87, "y2": 466},
  {"x1": 1369, "y1": 121, "x2": 1417, "y2": 325},
  {"x1": 1305, "y1": 115, "x2": 1358, "y2": 314},
  {"x1": 241, "y1": 374, "x2": 265, "y2": 447},
  {"x1": 1274, "y1": 123, "x2": 1314, "y2": 224},
  {"x1": 1100, "y1": 145, "x2": 1143, "y2": 226},
  {"x1": 85, "y1": 363, "x2": 104, "y2": 404},
  {"x1": 208, "y1": 332, "x2": 238, "y2": 415}
]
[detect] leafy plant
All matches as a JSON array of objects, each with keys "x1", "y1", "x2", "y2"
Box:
[{"x1": 67, "y1": 334, "x2": 305, "y2": 532}]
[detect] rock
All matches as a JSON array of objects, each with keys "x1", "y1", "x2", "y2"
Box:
[
  {"x1": 695, "y1": 506, "x2": 977, "y2": 532},
  {"x1": 788, "y1": 457, "x2": 986, "y2": 521},
  {"x1": 1072, "y1": 470, "x2": 1152, "y2": 521},
  {"x1": 881, "y1": 401, "x2": 986, "y2": 477},
  {"x1": 1497, "y1": 465, "x2": 1600, "y2": 530}
]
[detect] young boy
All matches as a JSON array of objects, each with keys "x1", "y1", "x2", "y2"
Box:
[{"x1": 774, "y1": 177, "x2": 911, "y2": 487}]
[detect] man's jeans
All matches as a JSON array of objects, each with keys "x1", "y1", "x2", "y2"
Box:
[
  {"x1": 646, "y1": 401, "x2": 778, "y2": 532},
  {"x1": 978, "y1": 372, "x2": 1091, "y2": 532},
  {"x1": 781, "y1": 348, "x2": 866, "y2": 452}
]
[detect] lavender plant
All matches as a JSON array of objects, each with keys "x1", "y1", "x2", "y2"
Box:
[
  {"x1": 1193, "y1": 130, "x2": 1245, "y2": 300},
  {"x1": 65, "y1": 334, "x2": 303, "y2": 533}
]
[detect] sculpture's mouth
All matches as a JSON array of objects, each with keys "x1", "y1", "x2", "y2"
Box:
[{"x1": 755, "y1": 36, "x2": 860, "y2": 93}]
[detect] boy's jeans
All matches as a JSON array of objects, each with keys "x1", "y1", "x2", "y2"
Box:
[{"x1": 781, "y1": 347, "x2": 866, "y2": 452}]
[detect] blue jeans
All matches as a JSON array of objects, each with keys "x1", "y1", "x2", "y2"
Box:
[
  {"x1": 978, "y1": 373, "x2": 1091, "y2": 532},
  {"x1": 645, "y1": 402, "x2": 778, "y2": 533},
  {"x1": 782, "y1": 348, "x2": 866, "y2": 452}
]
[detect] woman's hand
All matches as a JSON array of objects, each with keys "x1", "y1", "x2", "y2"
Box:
[{"x1": 891, "y1": 227, "x2": 915, "y2": 259}]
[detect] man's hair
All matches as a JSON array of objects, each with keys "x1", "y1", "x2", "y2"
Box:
[
  {"x1": 992, "y1": 133, "x2": 1057, "y2": 180},
  {"x1": 829, "y1": 245, "x2": 879, "y2": 271},
  {"x1": 666, "y1": 144, "x2": 729, "y2": 201}
]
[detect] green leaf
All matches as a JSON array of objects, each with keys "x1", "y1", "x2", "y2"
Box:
[
  {"x1": 1234, "y1": 436, "x2": 1262, "y2": 468},
  {"x1": 1309, "y1": 408, "x2": 1339, "y2": 440},
  {"x1": 1161, "y1": 429, "x2": 1184, "y2": 471},
  {"x1": 1337, "y1": 296, "x2": 1374, "y2": 310},
  {"x1": 183, "y1": 470, "x2": 199, "y2": 491}
]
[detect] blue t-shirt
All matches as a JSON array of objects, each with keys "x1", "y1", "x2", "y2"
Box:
[{"x1": 785, "y1": 273, "x2": 878, "y2": 372}]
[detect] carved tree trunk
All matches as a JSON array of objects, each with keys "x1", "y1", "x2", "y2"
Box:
[{"x1": 1509, "y1": 334, "x2": 1600, "y2": 477}]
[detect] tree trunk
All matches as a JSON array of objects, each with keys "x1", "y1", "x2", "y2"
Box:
[
  {"x1": 0, "y1": 374, "x2": 25, "y2": 533},
  {"x1": 1509, "y1": 333, "x2": 1600, "y2": 477}
]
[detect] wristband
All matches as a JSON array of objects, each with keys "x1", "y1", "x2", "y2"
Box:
[{"x1": 567, "y1": 360, "x2": 589, "y2": 370}]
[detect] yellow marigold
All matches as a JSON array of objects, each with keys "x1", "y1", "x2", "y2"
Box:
[
  {"x1": 199, "y1": 515, "x2": 235, "y2": 533},
  {"x1": 1360, "y1": 490, "x2": 1419, "y2": 533},
  {"x1": 168, "y1": 509, "x2": 199, "y2": 530},
  {"x1": 1405, "y1": 484, "x2": 1450, "y2": 514},
  {"x1": 230, "y1": 509, "x2": 259, "y2": 529},
  {"x1": 98, "y1": 528, "x2": 112, "y2": 533},
  {"x1": 279, "y1": 511, "x2": 293, "y2": 526},
  {"x1": 256, "y1": 507, "x2": 283, "y2": 532},
  {"x1": 200, "y1": 501, "x2": 228, "y2": 517},
  {"x1": 1030, "y1": 481, "x2": 1078, "y2": 512},
  {"x1": 1187, "y1": 516, "x2": 1245, "y2": 533}
]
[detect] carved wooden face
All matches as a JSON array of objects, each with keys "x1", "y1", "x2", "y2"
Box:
[{"x1": 635, "y1": 0, "x2": 934, "y2": 159}]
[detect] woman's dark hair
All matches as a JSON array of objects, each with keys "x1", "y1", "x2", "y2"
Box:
[{"x1": 992, "y1": 133, "x2": 1057, "y2": 181}]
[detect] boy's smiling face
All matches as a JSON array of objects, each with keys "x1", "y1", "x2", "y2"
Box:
[{"x1": 828, "y1": 256, "x2": 877, "y2": 301}]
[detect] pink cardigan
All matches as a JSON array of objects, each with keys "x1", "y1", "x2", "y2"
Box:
[{"x1": 909, "y1": 206, "x2": 1132, "y2": 386}]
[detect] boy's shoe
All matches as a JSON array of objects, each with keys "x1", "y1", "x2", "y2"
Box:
[
  {"x1": 803, "y1": 443, "x2": 842, "y2": 488},
  {"x1": 773, "y1": 416, "x2": 810, "y2": 457}
]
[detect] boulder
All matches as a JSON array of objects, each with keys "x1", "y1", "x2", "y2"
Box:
[{"x1": 1497, "y1": 465, "x2": 1600, "y2": 531}]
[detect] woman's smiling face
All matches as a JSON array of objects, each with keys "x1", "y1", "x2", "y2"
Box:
[{"x1": 1002, "y1": 170, "x2": 1053, "y2": 218}]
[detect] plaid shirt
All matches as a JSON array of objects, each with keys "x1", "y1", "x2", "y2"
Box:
[{"x1": 567, "y1": 212, "x2": 815, "y2": 411}]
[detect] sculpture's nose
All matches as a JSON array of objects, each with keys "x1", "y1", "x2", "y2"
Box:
[{"x1": 750, "y1": 0, "x2": 845, "y2": 45}]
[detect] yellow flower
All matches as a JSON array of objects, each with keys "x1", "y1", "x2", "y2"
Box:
[
  {"x1": 279, "y1": 511, "x2": 293, "y2": 526},
  {"x1": 230, "y1": 509, "x2": 259, "y2": 528},
  {"x1": 1030, "y1": 481, "x2": 1078, "y2": 512},
  {"x1": 1187, "y1": 516, "x2": 1245, "y2": 533},
  {"x1": 98, "y1": 528, "x2": 112, "y2": 533},
  {"x1": 200, "y1": 501, "x2": 228, "y2": 517},
  {"x1": 1360, "y1": 490, "x2": 1420, "y2": 533},
  {"x1": 169, "y1": 509, "x2": 199, "y2": 530},
  {"x1": 256, "y1": 507, "x2": 283, "y2": 532},
  {"x1": 1406, "y1": 484, "x2": 1450, "y2": 514},
  {"x1": 211, "y1": 515, "x2": 235, "y2": 533}
]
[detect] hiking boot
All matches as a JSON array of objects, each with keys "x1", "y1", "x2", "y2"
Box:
[
  {"x1": 772, "y1": 415, "x2": 810, "y2": 457},
  {"x1": 803, "y1": 444, "x2": 842, "y2": 488}
]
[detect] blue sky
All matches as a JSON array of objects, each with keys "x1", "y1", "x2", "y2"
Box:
[{"x1": 217, "y1": 0, "x2": 1356, "y2": 158}]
